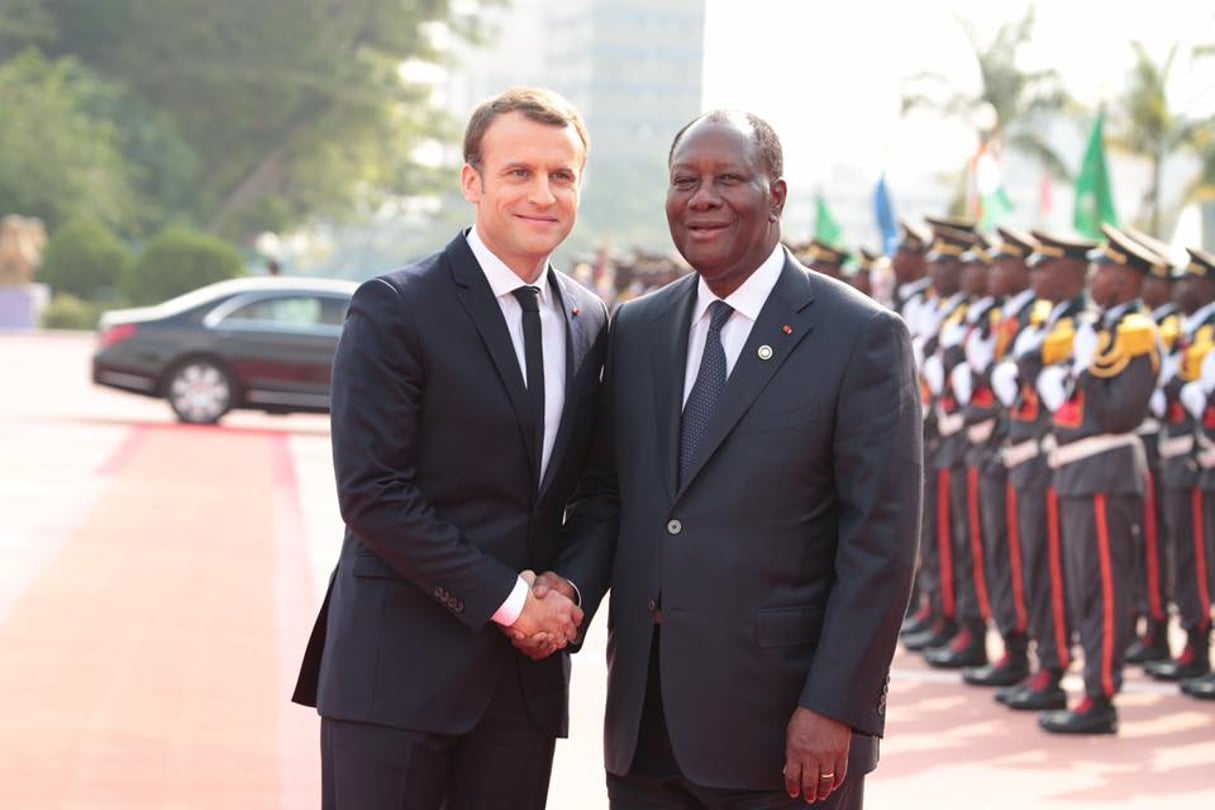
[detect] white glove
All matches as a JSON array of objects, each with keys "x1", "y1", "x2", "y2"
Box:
[
  {"x1": 1201, "y1": 349, "x2": 1215, "y2": 395},
  {"x1": 1159, "y1": 352, "x2": 1180, "y2": 387},
  {"x1": 923, "y1": 354, "x2": 945, "y2": 396},
  {"x1": 1181, "y1": 380, "x2": 1208, "y2": 420},
  {"x1": 1037, "y1": 365, "x2": 1071, "y2": 412},
  {"x1": 941, "y1": 319, "x2": 968, "y2": 349},
  {"x1": 966, "y1": 330, "x2": 996, "y2": 373},
  {"x1": 1071, "y1": 321, "x2": 1099, "y2": 375},
  {"x1": 991, "y1": 360, "x2": 1020, "y2": 407},
  {"x1": 912, "y1": 337, "x2": 926, "y2": 373},
  {"x1": 1150, "y1": 388, "x2": 1167, "y2": 419},
  {"x1": 951, "y1": 363, "x2": 974, "y2": 406},
  {"x1": 1013, "y1": 325, "x2": 1044, "y2": 359}
]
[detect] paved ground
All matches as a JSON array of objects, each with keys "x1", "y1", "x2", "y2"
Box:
[{"x1": 1, "y1": 331, "x2": 1212, "y2": 809}]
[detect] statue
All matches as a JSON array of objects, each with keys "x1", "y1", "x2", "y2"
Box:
[{"x1": 0, "y1": 215, "x2": 48, "y2": 286}]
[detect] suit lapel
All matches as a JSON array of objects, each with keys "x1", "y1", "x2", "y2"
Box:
[
  {"x1": 676, "y1": 257, "x2": 817, "y2": 498},
  {"x1": 539, "y1": 270, "x2": 585, "y2": 497},
  {"x1": 649, "y1": 275, "x2": 699, "y2": 501},
  {"x1": 447, "y1": 234, "x2": 540, "y2": 478}
]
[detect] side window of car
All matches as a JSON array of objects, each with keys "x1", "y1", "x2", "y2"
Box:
[
  {"x1": 224, "y1": 296, "x2": 323, "y2": 327},
  {"x1": 319, "y1": 297, "x2": 349, "y2": 327}
]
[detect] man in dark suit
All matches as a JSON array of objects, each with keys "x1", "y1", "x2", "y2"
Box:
[
  {"x1": 528, "y1": 111, "x2": 920, "y2": 808},
  {"x1": 291, "y1": 86, "x2": 609, "y2": 809}
]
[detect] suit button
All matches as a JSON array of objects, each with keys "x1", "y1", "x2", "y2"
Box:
[
  {"x1": 434, "y1": 587, "x2": 444, "y2": 599},
  {"x1": 647, "y1": 599, "x2": 656, "y2": 612},
  {"x1": 667, "y1": 519, "x2": 682, "y2": 535}
]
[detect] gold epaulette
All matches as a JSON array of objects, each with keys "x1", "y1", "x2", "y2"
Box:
[
  {"x1": 1159, "y1": 314, "x2": 1181, "y2": 352},
  {"x1": 1042, "y1": 318, "x2": 1075, "y2": 365},
  {"x1": 1030, "y1": 299, "x2": 1052, "y2": 328},
  {"x1": 1181, "y1": 324, "x2": 1215, "y2": 381},
  {"x1": 1089, "y1": 313, "x2": 1160, "y2": 379},
  {"x1": 988, "y1": 307, "x2": 1003, "y2": 327}
]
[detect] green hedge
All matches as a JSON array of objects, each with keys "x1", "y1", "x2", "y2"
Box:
[
  {"x1": 40, "y1": 293, "x2": 105, "y2": 330},
  {"x1": 38, "y1": 218, "x2": 132, "y2": 300},
  {"x1": 121, "y1": 226, "x2": 245, "y2": 305}
]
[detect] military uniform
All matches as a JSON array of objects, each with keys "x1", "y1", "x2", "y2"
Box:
[{"x1": 1034, "y1": 228, "x2": 1161, "y2": 735}]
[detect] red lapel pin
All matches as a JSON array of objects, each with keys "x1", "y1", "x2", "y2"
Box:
[
  {"x1": 782, "y1": 324, "x2": 793, "y2": 335},
  {"x1": 572, "y1": 307, "x2": 582, "y2": 317}
]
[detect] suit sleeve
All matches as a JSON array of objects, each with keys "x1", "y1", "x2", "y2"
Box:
[
  {"x1": 800, "y1": 308, "x2": 922, "y2": 736},
  {"x1": 330, "y1": 278, "x2": 518, "y2": 631},
  {"x1": 554, "y1": 308, "x2": 623, "y2": 630}
]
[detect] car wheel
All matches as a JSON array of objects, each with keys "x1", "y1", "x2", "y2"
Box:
[{"x1": 166, "y1": 359, "x2": 234, "y2": 424}]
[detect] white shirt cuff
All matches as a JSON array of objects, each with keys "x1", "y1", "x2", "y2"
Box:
[{"x1": 491, "y1": 576, "x2": 530, "y2": 627}]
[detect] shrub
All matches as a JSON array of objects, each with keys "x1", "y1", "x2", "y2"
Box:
[
  {"x1": 40, "y1": 293, "x2": 103, "y2": 330},
  {"x1": 122, "y1": 227, "x2": 245, "y2": 305},
  {"x1": 37, "y1": 218, "x2": 132, "y2": 300}
]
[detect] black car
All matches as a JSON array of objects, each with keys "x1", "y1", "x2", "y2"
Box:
[{"x1": 92, "y1": 276, "x2": 359, "y2": 424}]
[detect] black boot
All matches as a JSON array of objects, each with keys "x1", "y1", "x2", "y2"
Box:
[
  {"x1": 903, "y1": 617, "x2": 958, "y2": 652},
  {"x1": 1004, "y1": 668, "x2": 1067, "y2": 711},
  {"x1": 900, "y1": 600, "x2": 935, "y2": 637},
  {"x1": 925, "y1": 621, "x2": 988, "y2": 669},
  {"x1": 1144, "y1": 627, "x2": 1211, "y2": 681},
  {"x1": 1038, "y1": 695, "x2": 1118, "y2": 735},
  {"x1": 1180, "y1": 672, "x2": 1215, "y2": 700},
  {"x1": 964, "y1": 632, "x2": 1029, "y2": 686},
  {"x1": 1126, "y1": 618, "x2": 1170, "y2": 664}
]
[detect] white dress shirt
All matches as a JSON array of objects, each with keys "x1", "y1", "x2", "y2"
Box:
[
  {"x1": 467, "y1": 227, "x2": 569, "y2": 626},
  {"x1": 682, "y1": 244, "x2": 786, "y2": 407}
]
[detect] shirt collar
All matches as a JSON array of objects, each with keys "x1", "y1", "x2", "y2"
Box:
[
  {"x1": 691, "y1": 243, "x2": 785, "y2": 325},
  {"x1": 899, "y1": 277, "x2": 931, "y2": 300},
  {"x1": 467, "y1": 226, "x2": 553, "y2": 304},
  {"x1": 1103, "y1": 300, "x2": 1137, "y2": 327},
  {"x1": 1004, "y1": 288, "x2": 1035, "y2": 317}
]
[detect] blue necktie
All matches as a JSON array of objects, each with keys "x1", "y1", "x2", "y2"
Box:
[{"x1": 680, "y1": 300, "x2": 734, "y2": 485}]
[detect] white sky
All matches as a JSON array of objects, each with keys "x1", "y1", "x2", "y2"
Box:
[{"x1": 702, "y1": 0, "x2": 1215, "y2": 189}]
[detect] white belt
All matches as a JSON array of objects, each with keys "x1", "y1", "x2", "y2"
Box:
[
  {"x1": 1197, "y1": 434, "x2": 1215, "y2": 469},
  {"x1": 967, "y1": 419, "x2": 996, "y2": 444},
  {"x1": 1003, "y1": 438, "x2": 1044, "y2": 468},
  {"x1": 1048, "y1": 434, "x2": 1143, "y2": 469},
  {"x1": 1137, "y1": 418, "x2": 1161, "y2": 435},
  {"x1": 1158, "y1": 434, "x2": 1195, "y2": 459},
  {"x1": 937, "y1": 411, "x2": 965, "y2": 437}
]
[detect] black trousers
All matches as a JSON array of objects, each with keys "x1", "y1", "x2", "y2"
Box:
[
  {"x1": 320, "y1": 656, "x2": 556, "y2": 810},
  {"x1": 951, "y1": 466, "x2": 987, "y2": 625},
  {"x1": 1132, "y1": 469, "x2": 1169, "y2": 628},
  {"x1": 608, "y1": 632, "x2": 865, "y2": 810},
  {"x1": 916, "y1": 466, "x2": 945, "y2": 617},
  {"x1": 983, "y1": 472, "x2": 1028, "y2": 639},
  {"x1": 1059, "y1": 493, "x2": 1139, "y2": 699},
  {"x1": 1163, "y1": 485, "x2": 1213, "y2": 633},
  {"x1": 1012, "y1": 476, "x2": 1072, "y2": 671}
]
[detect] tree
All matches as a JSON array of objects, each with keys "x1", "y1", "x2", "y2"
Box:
[
  {"x1": 121, "y1": 227, "x2": 245, "y2": 306},
  {"x1": 38, "y1": 218, "x2": 132, "y2": 299},
  {"x1": 0, "y1": 49, "x2": 138, "y2": 231},
  {"x1": 38, "y1": 0, "x2": 469, "y2": 240},
  {"x1": 1108, "y1": 41, "x2": 1215, "y2": 236},
  {"x1": 900, "y1": 6, "x2": 1073, "y2": 217}
]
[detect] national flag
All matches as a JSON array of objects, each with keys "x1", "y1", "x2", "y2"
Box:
[
  {"x1": 814, "y1": 193, "x2": 841, "y2": 245},
  {"x1": 873, "y1": 174, "x2": 898, "y2": 256},
  {"x1": 974, "y1": 142, "x2": 1013, "y2": 229},
  {"x1": 1074, "y1": 112, "x2": 1118, "y2": 238}
]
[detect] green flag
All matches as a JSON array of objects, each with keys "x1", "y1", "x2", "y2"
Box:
[
  {"x1": 1073, "y1": 113, "x2": 1117, "y2": 238},
  {"x1": 815, "y1": 193, "x2": 841, "y2": 245}
]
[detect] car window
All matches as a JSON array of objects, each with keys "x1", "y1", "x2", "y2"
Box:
[
  {"x1": 319, "y1": 297, "x2": 349, "y2": 326},
  {"x1": 221, "y1": 296, "x2": 325, "y2": 327}
]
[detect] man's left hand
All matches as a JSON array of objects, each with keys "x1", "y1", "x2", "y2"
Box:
[{"x1": 783, "y1": 706, "x2": 850, "y2": 804}]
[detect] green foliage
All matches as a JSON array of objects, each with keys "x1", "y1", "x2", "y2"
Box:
[
  {"x1": 121, "y1": 227, "x2": 246, "y2": 306},
  {"x1": 38, "y1": 218, "x2": 132, "y2": 299},
  {"x1": 40, "y1": 292, "x2": 103, "y2": 330},
  {"x1": 0, "y1": 49, "x2": 138, "y2": 231},
  {"x1": 0, "y1": 0, "x2": 56, "y2": 59}
]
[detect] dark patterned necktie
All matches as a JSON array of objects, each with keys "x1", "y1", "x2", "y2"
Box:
[
  {"x1": 512, "y1": 285, "x2": 545, "y2": 472},
  {"x1": 679, "y1": 300, "x2": 734, "y2": 485}
]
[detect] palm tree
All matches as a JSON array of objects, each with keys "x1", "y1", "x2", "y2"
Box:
[
  {"x1": 1107, "y1": 42, "x2": 1214, "y2": 237},
  {"x1": 900, "y1": 6, "x2": 1073, "y2": 181}
]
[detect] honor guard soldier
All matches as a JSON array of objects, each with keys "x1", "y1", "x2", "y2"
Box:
[
  {"x1": 1179, "y1": 247, "x2": 1215, "y2": 700},
  {"x1": 1152, "y1": 245, "x2": 1215, "y2": 683},
  {"x1": 848, "y1": 247, "x2": 879, "y2": 298},
  {"x1": 929, "y1": 231, "x2": 998, "y2": 669},
  {"x1": 989, "y1": 231, "x2": 1082, "y2": 713},
  {"x1": 1127, "y1": 227, "x2": 1180, "y2": 663},
  {"x1": 905, "y1": 225, "x2": 976, "y2": 655},
  {"x1": 891, "y1": 219, "x2": 933, "y2": 317},
  {"x1": 961, "y1": 227, "x2": 1038, "y2": 688},
  {"x1": 1033, "y1": 227, "x2": 1160, "y2": 734},
  {"x1": 802, "y1": 239, "x2": 850, "y2": 280}
]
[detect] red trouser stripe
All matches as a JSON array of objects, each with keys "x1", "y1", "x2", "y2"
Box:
[
  {"x1": 967, "y1": 466, "x2": 992, "y2": 621},
  {"x1": 939, "y1": 469, "x2": 955, "y2": 618},
  {"x1": 1047, "y1": 487, "x2": 1071, "y2": 668},
  {"x1": 1143, "y1": 471, "x2": 1165, "y2": 621},
  {"x1": 1093, "y1": 495, "x2": 1117, "y2": 698},
  {"x1": 1006, "y1": 482, "x2": 1028, "y2": 633},
  {"x1": 1192, "y1": 488, "x2": 1212, "y2": 624}
]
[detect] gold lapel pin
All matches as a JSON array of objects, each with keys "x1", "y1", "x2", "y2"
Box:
[{"x1": 757, "y1": 345, "x2": 774, "y2": 360}]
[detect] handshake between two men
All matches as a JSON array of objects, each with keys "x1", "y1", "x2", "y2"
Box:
[{"x1": 503, "y1": 571, "x2": 583, "y2": 660}]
